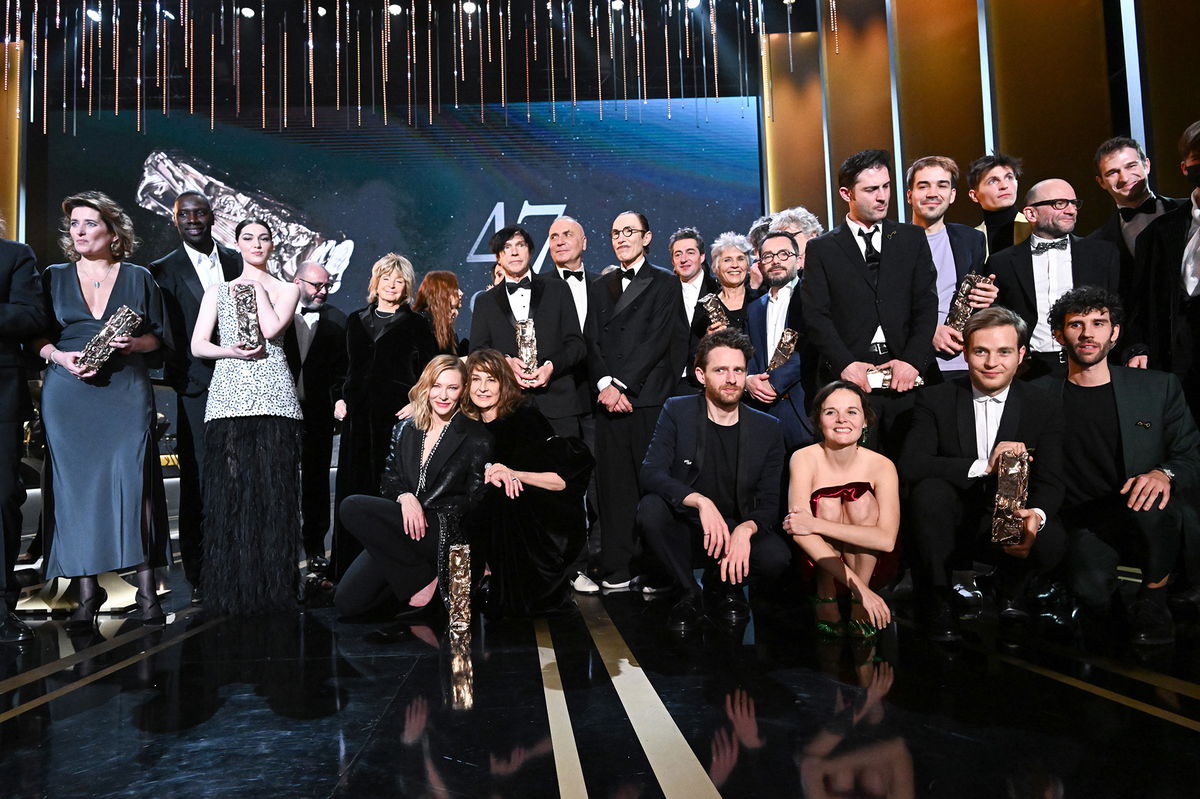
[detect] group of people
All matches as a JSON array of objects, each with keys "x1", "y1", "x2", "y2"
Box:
[{"x1": 0, "y1": 120, "x2": 1198, "y2": 653}]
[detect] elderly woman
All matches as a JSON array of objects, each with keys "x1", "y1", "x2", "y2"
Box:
[
  {"x1": 331, "y1": 254, "x2": 439, "y2": 578},
  {"x1": 691, "y1": 231, "x2": 763, "y2": 339},
  {"x1": 413, "y1": 270, "x2": 467, "y2": 356},
  {"x1": 34, "y1": 191, "x2": 171, "y2": 630}
]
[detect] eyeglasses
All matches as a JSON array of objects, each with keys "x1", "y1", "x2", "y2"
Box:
[
  {"x1": 1028, "y1": 198, "x2": 1082, "y2": 211},
  {"x1": 610, "y1": 226, "x2": 647, "y2": 239},
  {"x1": 297, "y1": 277, "x2": 335, "y2": 291},
  {"x1": 758, "y1": 249, "x2": 797, "y2": 264}
]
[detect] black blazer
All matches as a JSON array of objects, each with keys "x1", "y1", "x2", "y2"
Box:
[
  {"x1": 378, "y1": 413, "x2": 493, "y2": 509},
  {"x1": 990, "y1": 235, "x2": 1120, "y2": 340},
  {"x1": 900, "y1": 378, "x2": 1065, "y2": 517},
  {"x1": 284, "y1": 304, "x2": 349, "y2": 424},
  {"x1": 469, "y1": 274, "x2": 588, "y2": 419},
  {"x1": 945, "y1": 222, "x2": 988, "y2": 283},
  {"x1": 585, "y1": 261, "x2": 688, "y2": 407},
  {"x1": 149, "y1": 243, "x2": 241, "y2": 395},
  {"x1": 1133, "y1": 202, "x2": 1195, "y2": 372},
  {"x1": 640, "y1": 394, "x2": 785, "y2": 534},
  {"x1": 673, "y1": 273, "x2": 721, "y2": 386},
  {"x1": 0, "y1": 240, "x2": 48, "y2": 423},
  {"x1": 800, "y1": 219, "x2": 939, "y2": 377},
  {"x1": 1087, "y1": 196, "x2": 1183, "y2": 304}
]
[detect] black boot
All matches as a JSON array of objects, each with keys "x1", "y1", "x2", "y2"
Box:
[{"x1": 134, "y1": 567, "x2": 167, "y2": 626}]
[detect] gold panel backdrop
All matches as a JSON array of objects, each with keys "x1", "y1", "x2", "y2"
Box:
[
  {"x1": 891, "y1": 0, "x2": 986, "y2": 226},
  {"x1": 987, "y1": 0, "x2": 1112, "y2": 232},
  {"x1": 1138, "y1": 0, "x2": 1200, "y2": 200},
  {"x1": 0, "y1": 44, "x2": 22, "y2": 239},
  {"x1": 762, "y1": 32, "x2": 827, "y2": 224}
]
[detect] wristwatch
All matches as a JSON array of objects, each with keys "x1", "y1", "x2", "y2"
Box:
[{"x1": 1157, "y1": 466, "x2": 1175, "y2": 482}]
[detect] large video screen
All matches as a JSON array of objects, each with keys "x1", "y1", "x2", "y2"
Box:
[{"x1": 42, "y1": 98, "x2": 762, "y2": 334}]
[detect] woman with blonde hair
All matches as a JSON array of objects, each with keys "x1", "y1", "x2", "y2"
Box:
[
  {"x1": 332, "y1": 253, "x2": 439, "y2": 578},
  {"x1": 413, "y1": 270, "x2": 466, "y2": 356},
  {"x1": 334, "y1": 355, "x2": 492, "y2": 623}
]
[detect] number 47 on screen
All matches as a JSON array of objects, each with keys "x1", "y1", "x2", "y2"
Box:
[{"x1": 465, "y1": 201, "x2": 568, "y2": 274}]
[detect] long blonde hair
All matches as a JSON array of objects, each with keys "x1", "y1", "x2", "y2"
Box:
[{"x1": 408, "y1": 355, "x2": 466, "y2": 431}]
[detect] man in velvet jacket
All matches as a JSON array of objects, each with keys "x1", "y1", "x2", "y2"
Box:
[
  {"x1": 637, "y1": 329, "x2": 788, "y2": 632},
  {"x1": 149, "y1": 191, "x2": 241, "y2": 603},
  {"x1": 470, "y1": 224, "x2": 588, "y2": 437}
]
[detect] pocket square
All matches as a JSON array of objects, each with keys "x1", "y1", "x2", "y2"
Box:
[{"x1": 1136, "y1": 420, "x2": 1151, "y2": 429}]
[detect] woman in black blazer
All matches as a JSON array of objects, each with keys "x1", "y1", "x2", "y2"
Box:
[{"x1": 334, "y1": 355, "x2": 493, "y2": 622}]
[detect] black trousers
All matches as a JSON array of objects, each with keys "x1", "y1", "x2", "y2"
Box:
[
  {"x1": 567, "y1": 411, "x2": 600, "y2": 575},
  {"x1": 1063, "y1": 497, "x2": 1189, "y2": 611},
  {"x1": 175, "y1": 391, "x2": 209, "y2": 587},
  {"x1": 908, "y1": 476, "x2": 1066, "y2": 595},
  {"x1": 0, "y1": 422, "x2": 22, "y2": 613},
  {"x1": 594, "y1": 405, "x2": 661, "y2": 581},
  {"x1": 637, "y1": 494, "x2": 790, "y2": 595},
  {"x1": 299, "y1": 411, "x2": 335, "y2": 556},
  {"x1": 333, "y1": 495, "x2": 437, "y2": 617}
]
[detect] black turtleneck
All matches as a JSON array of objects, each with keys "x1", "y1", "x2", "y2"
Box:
[{"x1": 982, "y1": 206, "x2": 1018, "y2": 256}]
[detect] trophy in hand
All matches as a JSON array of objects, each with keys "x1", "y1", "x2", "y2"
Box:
[
  {"x1": 866, "y1": 367, "x2": 925, "y2": 391},
  {"x1": 766, "y1": 329, "x2": 799, "y2": 372},
  {"x1": 945, "y1": 274, "x2": 994, "y2": 331},
  {"x1": 515, "y1": 319, "x2": 538, "y2": 377},
  {"x1": 699, "y1": 293, "x2": 729, "y2": 329},
  {"x1": 232, "y1": 283, "x2": 263, "y2": 349},
  {"x1": 77, "y1": 305, "x2": 142, "y2": 371},
  {"x1": 991, "y1": 449, "x2": 1031, "y2": 545}
]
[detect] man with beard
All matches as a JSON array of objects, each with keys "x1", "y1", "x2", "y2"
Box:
[
  {"x1": 745, "y1": 230, "x2": 815, "y2": 451},
  {"x1": 670, "y1": 226, "x2": 718, "y2": 395},
  {"x1": 150, "y1": 191, "x2": 241, "y2": 604},
  {"x1": 284, "y1": 262, "x2": 348, "y2": 572},
  {"x1": 1042, "y1": 287, "x2": 1200, "y2": 645},
  {"x1": 636, "y1": 328, "x2": 788, "y2": 632}
]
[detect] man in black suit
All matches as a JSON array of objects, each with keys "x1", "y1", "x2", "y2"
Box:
[
  {"x1": 901, "y1": 307, "x2": 1067, "y2": 641},
  {"x1": 966, "y1": 152, "x2": 1029, "y2": 259},
  {"x1": 989, "y1": 179, "x2": 1122, "y2": 380},
  {"x1": 906, "y1": 156, "x2": 995, "y2": 382},
  {"x1": 470, "y1": 225, "x2": 588, "y2": 438},
  {"x1": 1041, "y1": 287, "x2": 1200, "y2": 645},
  {"x1": 1135, "y1": 120, "x2": 1200, "y2": 420},
  {"x1": 284, "y1": 262, "x2": 348, "y2": 571},
  {"x1": 800, "y1": 148, "x2": 939, "y2": 455},
  {"x1": 670, "y1": 226, "x2": 718, "y2": 395},
  {"x1": 586, "y1": 210, "x2": 688, "y2": 589},
  {"x1": 0, "y1": 233, "x2": 47, "y2": 643},
  {"x1": 637, "y1": 329, "x2": 789, "y2": 631},
  {"x1": 149, "y1": 191, "x2": 241, "y2": 602}
]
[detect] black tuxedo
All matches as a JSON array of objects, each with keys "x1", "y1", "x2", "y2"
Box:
[
  {"x1": 585, "y1": 260, "x2": 688, "y2": 582},
  {"x1": 636, "y1": 395, "x2": 789, "y2": 594},
  {"x1": 900, "y1": 378, "x2": 1067, "y2": 592},
  {"x1": 1087, "y1": 196, "x2": 1183, "y2": 304},
  {"x1": 469, "y1": 274, "x2": 588, "y2": 423},
  {"x1": 746, "y1": 283, "x2": 816, "y2": 451},
  {"x1": 0, "y1": 241, "x2": 47, "y2": 612},
  {"x1": 148, "y1": 241, "x2": 241, "y2": 588},
  {"x1": 672, "y1": 272, "x2": 721, "y2": 394},
  {"x1": 284, "y1": 305, "x2": 349, "y2": 555}
]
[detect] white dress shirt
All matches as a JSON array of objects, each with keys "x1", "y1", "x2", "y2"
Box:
[
  {"x1": 504, "y1": 275, "x2": 532, "y2": 322},
  {"x1": 184, "y1": 242, "x2": 223, "y2": 291},
  {"x1": 967, "y1": 383, "x2": 1046, "y2": 528},
  {"x1": 766, "y1": 276, "x2": 799, "y2": 359},
  {"x1": 557, "y1": 266, "x2": 588, "y2": 329},
  {"x1": 597, "y1": 257, "x2": 646, "y2": 392},
  {"x1": 293, "y1": 309, "x2": 320, "y2": 401},
  {"x1": 680, "y1": 270, "x2": 706, "y2": 325},
  {"x1": 1028, "y1": 235, "x2": 1073, "y2": 352},
  {"x1": 845, "y1": 216, "x2": 887, "y2": 345},
  {"x1": 1183, "y1": 193, "x2": 1200, "y2": 297}
]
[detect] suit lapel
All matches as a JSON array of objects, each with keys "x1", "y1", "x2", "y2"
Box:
[
  {"x1": 1108, "y1": 367, "x2": 1139, "y2": 471},
  {"x1": 946, "y1": 225, "x2": 971, "y2": 281},
  {"x1": 424, "y1": 415, "x2": 467, "y2": 490},
  {"x1": 493, "y1": 283, "x2": 518, "y2": 327},
  {"x1": 735, "y1": 404, "x2": 753, "y2": 508},
  {"x1": 173, "y1": 249, "x2": 207, "y2": 305},
  {"x1": 530, "y1": 275, "x2": 545, "y2": 320},
  {"x1": 613, "y1": 265, "x2": 652, "y2": 316},
  {"x1": 690, "y1": 393, "x2": 707, "y2": 485},
  {"x1": 995, "y1": 383, "x2": 1023, "y2": 445},
  {"x1": 218, "y1": 245, "x2": 242, "y2": 281},
  {"x1": 1011, "y1": 244, "x2": 1037, "y2": 311},
  {"x1": 955, "y1": 382, "x2": 977, "y2": 458}
]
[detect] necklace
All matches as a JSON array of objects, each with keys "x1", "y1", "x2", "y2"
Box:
[
  {"x1": 417, "y1": 419, "x2": 453, "y2": 493},
  {"x1": 374, "y1": 307, "x2": 397, "y2": 318},
  {"x1": 84, "y1": 261, "x2": 119, "y2": 289}
]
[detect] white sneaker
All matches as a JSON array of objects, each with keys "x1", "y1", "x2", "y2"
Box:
[
  {"x1": 600, "y1": 577, "x2": 633, "y2": 591},
  {"x1": 571, "y1": 573, "x2": 600, "y2": 594}
]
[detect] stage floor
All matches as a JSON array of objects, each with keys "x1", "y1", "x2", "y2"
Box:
[{"x1": 1, "y1": 567, "x2": 1199, "y2": 798}]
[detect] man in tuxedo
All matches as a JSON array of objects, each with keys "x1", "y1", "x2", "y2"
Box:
[
  {"x1": 800, "y1": 148, "x2": 939, "y2": 455},
  {"x1": 901, "y1": 307, "x2": 1067, "y2": 641},
  {"x1": 585, "y1": 211, "x2": 687, "y2": 589},
  {"x1": 670, "y1": 226, "x2": 717, "y2": 395},
  {"x1": 906, "y1": 156, "x2": 995, "y2": 382},
  {"x1": 990, "y1": 178, "x2": 1121, "y2": 380},
  {"x1": 637, "y1": 329, "x2": 789, "y2": 631},
  {"x1": 746, "y1": 230, "x2": 815, "y2": 451},
  {"x1": 0, "y1": 233, "x2": 47, "y2": 643},
  {"x1": 1135, "y1": 120, "x2": 1200, "y2": 420},
  {"x1": 966, "y1": 152, "x2": 1029, "y2": 259},
  {"x1": 149, "y1": 191, "x2": 241, "y2": 603},
  {"x1": 470, "y1": 225, "x2": 588, "y2": 438},
  {"x1": 1041, "y1": 287, "x2": 1200, "y2": 645},
  {"x1": 284, "y1": 262, "x2": 348, "y2": 571},
  {"x1": 1088, "y1": 137, "x2": 1183, "y2": 318}
]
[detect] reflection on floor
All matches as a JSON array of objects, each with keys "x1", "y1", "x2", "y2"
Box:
[{"x1": 2, "y1": 566, "x2": 1199, "y2": 798}]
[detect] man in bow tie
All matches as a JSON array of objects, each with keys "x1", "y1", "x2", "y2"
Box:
[{"x1": 990, "y1": 178, "x2": 1122, "y2": 380}]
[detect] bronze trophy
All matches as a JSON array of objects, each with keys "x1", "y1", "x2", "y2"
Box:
[
  {"x1": 990, "y1": 450, "x2": 1031, "y2": 545},
  {"x1": 447, "y1": 544, "x2": 472, "y2": 633},
  {"x1": 699, "y1": 293, "x2": 729, "y2": 328},
  {"x1": 945, "y1": 274, "x2": 994, "y2": 331},
  {"x1": 232, "y1": 284, "x2": 263, "y2": 348},
  {"x1": 77, "y1": 305, "x2": 142, "y2": 371},
  {"x1": 865, "y1": 367, "x2": 925, "y2": 391},
  {"x1": 766, "y1": 329, "x2": 799, "y2": 371},
  {"x1": 515, "y1": 319, "x2": 538, "y2": 377}
]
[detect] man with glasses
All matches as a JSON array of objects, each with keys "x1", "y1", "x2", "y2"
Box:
[
  {"x1": 906, "y1": 156, "x2": 994, "y2": 382},
  {"x1": 745, "y1": 230, "x2": 815, "y2": 451},
  {"x1": 285, "y1": 262, "x2": 347, "y2": 573},
  {"x1": 585, "y1": 211, "x2": 686, "y2": 590},
  {"x1": 150, "y1": 191, "x2": 242, "y2": 605},
  {"x1": 990, "y1": 179, "x2": 1120, "y2": 380}
]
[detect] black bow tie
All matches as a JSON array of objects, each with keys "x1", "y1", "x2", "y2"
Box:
[
  {"x1": 506, "y1": 277, "x2": 531, "y2": 294},
  {"x1": 300, "y1": 307, "x2": 319, "y2": 316},
  {"x1": 620, "y1": 269, "x2": 635, "y2": 282},
  {"x1": 1031, "y1": 238, "x2": 1069, "y2": 254},
  {"x1": 562, "y1": 270, "x2": 584, "y2": 281},
  {"x1": 1118, "y1": 196, "x2": 1158, "y2": 223}
]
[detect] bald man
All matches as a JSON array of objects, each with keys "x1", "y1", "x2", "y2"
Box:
[{"x1": 990, "y1": 178, "x2": 1120, "y2": 380}]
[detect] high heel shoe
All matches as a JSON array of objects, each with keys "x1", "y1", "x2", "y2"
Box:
[
  {"x1": 812, "y1": 595, "x2": 845, "y2": 638},
  {"x1": 134, "y1": 587, "x2": 167, "y2": 627},
  {"x1": 65, "y1": 587, "x2": 108, "y2": 633},
  {"x1": 846, "y1": 598, "x2": 880, "y2": 639}
]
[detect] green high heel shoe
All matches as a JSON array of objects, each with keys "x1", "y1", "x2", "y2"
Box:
[
  {"x1": 846, "y1": 598, "x2": 880, "y2": 639},
  {"x1": 812, "y1": 595, "x2": 845, "y2": 638}
]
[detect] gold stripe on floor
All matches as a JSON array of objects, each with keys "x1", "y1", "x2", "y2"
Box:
[
  {"x1": 534, "y1": 619, "x2": 589, "y2": 799},
  {"x1": 577, "y1": 597, "x2": 722, "y2": 799}
]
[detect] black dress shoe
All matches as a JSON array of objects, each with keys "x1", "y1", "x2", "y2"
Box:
[
  {"x1": 998, "y1": 596, "x2": 1030, "y2": 623},
  {"x1": 190, "y1": 587, "x2": 205, "y2": 606},
  {"x1": 307, "y1": 553, "x2": 331, "y2": 574},
  {"x1": 0, "y1": 612, "x2": 33, "y2": 644},
  {"x1": 951, "y1": 578, "x2": 983, "y2": 611},
  {"x1": 667, "y1": 595, "x2": 703, "y2": 633},
  {"x1": 1131, "y1": 592, "x2": 1175, "y2": 646},
  {"x1": 709, "y1": 592, "x2": 749, "y2": 625},
  {"x1": 925, "y1": 594, "x2": 962, "y2": 643}
]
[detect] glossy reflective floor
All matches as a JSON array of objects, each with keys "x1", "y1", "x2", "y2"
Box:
[{"x1": 3, "y1": 563, "x2": 1200, "y2": 799}]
